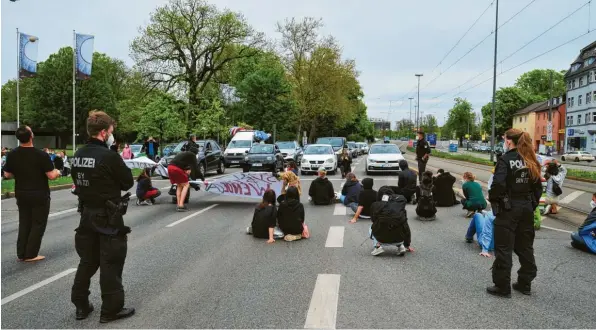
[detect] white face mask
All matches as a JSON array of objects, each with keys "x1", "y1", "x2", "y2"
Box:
[
  {"x1": 590, "y1": 200, "x2": 596, "y2": 209},
  {"x1": 106, "y1": 134, "x2": 115, "y2": 147}
]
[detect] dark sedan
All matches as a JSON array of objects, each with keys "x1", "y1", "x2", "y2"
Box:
[
  {"x1": 244, "y1": 144, "x2": 285, "y2": 173},
  {"x1": 158, "y1": 139, "x2": 225, "y2": 178}
]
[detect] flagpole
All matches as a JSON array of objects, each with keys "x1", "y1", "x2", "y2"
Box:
[
  {"x1": 72, "y1": 30, "x2": 76, "y2": 156},
  {"x1": 16, "y1": 28, "x2": 20, "y2": 128}
]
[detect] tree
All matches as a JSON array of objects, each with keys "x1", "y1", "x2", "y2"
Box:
[
  {"x1": 130, "y1": 0, "x2": 265, "y2": 111},
  {"x1": 480, "y1": 86, "x2": 537, "y2": 137},
  {"x1": 193, "y1": 98, "x2": 228, "y2": 141},
  {"x1": 420, "y1": 115, "x2": 438, "y2": 134},
  {"x1": 514, "y1": 69, "x2": 565, "y2": 100},
  {"x1": 135, "y1": 93, "x2": 186, "y2": 144},
  {"x1": 445, "y1": 97, "x2": 476, "y2": 145}
]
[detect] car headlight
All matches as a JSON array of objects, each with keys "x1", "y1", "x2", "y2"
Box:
[
  {"x1": 368, "y1": 159, "x2": 376, "y2": 163},
  {"x1": 326, "y1": 158, "x2": 334, "y2": 163},
  {"x1": 267, "y1": 156, "x2": 272, "y2": 160}
]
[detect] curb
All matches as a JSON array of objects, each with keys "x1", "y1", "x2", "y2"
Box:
[{"x1": 1, "y1": 184, "x2": 73, "y2": 200}]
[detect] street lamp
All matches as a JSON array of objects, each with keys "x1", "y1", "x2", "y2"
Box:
[
  {"x1": 408, "y1": 97, "x2": 414, "y2": 139},
  {"x1": 415, "y1": 74, "x2": 423, "y2": 132}
]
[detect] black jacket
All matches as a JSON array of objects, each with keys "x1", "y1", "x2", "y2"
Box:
[
  {"x1": 71, "y1": 138, "x2": 134, "y2": 208},
  {"x1": 416, "y1": 138, "x2": 431, "y2": 162},
  {"x1": 53, "y1": 156, "x2": 64, "y2": 170},
  {"x1": 170, "y1": 151, "x2": 204, "y2": 181},
  {"x1": 489, "y1": 148, "x2": 542, "y2": 206},
  {"x1": 309, "y1": 177, "x2": 335, "y2": 205},
  {"x1": 181, "y1": 140, "x2": 200, "y2": 155},
  {"x1": 339, "y1": 155, "x2": 352, "y2": 172},
  {"x1": 251, "y1": 205, "x2": 277, "y2": 239},
  {"x1": 277, "y1": 199, "x2": 305, "y2": 235},
  {"x1": 432, "y1": 172, "x2": 457, "y2": 206},
  {"x1": 397, "y1": 169, "x2": 417, "y2": 196},
  {"x1": 142, "y1": 140, "x2": 160, "y2": 156},
  {"x1": 371, "y1": 194, "x2": 411, "y2": 246}
]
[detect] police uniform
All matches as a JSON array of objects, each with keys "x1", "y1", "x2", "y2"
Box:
[
  {"x1": 415, "y1": 137, "x2": 431, "y2": 182},
  {"x1": 488, "y1": 148, "x2": 542, "y2": 296},
  {"x1": 70, "y1": 138, "x2": 134, "y2": 318}
]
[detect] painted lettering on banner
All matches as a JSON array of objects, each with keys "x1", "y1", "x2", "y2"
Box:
[{"x1": 203, "y1": 172, "x2": 281, "y2": 199}]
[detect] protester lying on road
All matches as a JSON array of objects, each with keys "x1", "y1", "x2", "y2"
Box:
[
  {"x1": 247, "y1": 189, "x2": 278, "y2": 244},
  {"x1": 136, "y1": 168, "x2": 161, "y2": 205},
  {"x1": 543, "y1": 161, "x2": 566, "y2": 215},
  {"x1": 392, "y1": 159, "x2": 417, "y2": 203},
  {"x1": 277, "y1": 171, "x2": 301, "y2": 203},
  {"x1": 465, "y1": 211, "x2": 495, "y2": 257},
  {"x1": 416, "y1": 171, "x2": 437, "y2": 221},
  {"x1": 277, "y1": 186, "x2": 306, "y2": 242},
  {"x1": 369, "y1": 186, "x2": 413, "y2": 256},
  {"x1": 570, "y1": 192, "x2": 596, "y2": 254},
  {"x1": 461, "y1": 172, "x2": 487, "y2": 217},
  {"x1": 339, "y1": 172, "x2": 362, "y2": 211},
  {"x1": 350, "y1": 178, "x2": 377, "y2": 223},
  {"x1": 309, "y1": 167, "x2": 335, "y2": 205},
  {"x1": 432, "y1": 169, "x2": 458, "y2": 206}
]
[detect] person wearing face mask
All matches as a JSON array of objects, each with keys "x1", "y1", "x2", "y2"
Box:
[
  {"x1": 70, "y1": 111, "x2": 135, "y2": 323},
  {"x1": 486, "y1": 128, "x2": 543, "y2": 298},
  {"x1": 570, "y1": 192, "x2": 596, "y2": 254}
]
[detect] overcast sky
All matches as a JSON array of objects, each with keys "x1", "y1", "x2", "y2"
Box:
[{"x1": 2, "y1": 0, "x2": 595, "y2": 126}]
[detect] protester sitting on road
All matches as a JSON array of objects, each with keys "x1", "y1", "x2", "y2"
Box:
[
  {"x1": 570, "y1": 192, "x2": 596, "y2": 254},
  {"x1": 277, "y1": 186, "x2": 305, "y2": 242},
  {"x1": 167, "y1": 151, "x2": 203, "y2": 212},
  {"x1": 433, "y1": 169, "x2": 458, "y2": 206},
  {"x1": 465, "y1": 211, "x2": 495, "y2": 257},
  {"x1": 461, "y1": 172, "x2": 487, "y2": 217},
  {"x1": 392, "y1": 159, "x2": 417, "y2": 203},
  {"x1": 339, "y1": 172, "x2": 362, "y2": 210},
  {"x1": 416, "y1": 171, "x2": 437, "y2": 220},
  {"x1": 339, "y1": 148, "x2": 352, "y2": 179},
  {"x1": 543, "y1": 161, "x2": 566, "y2": 215},
  {"x1": 309, "y1": 167, "x2": 335, "y2": 205},
  {"x1": 277, "y1": 171, "x2": 301, "y2": 203},
  {"x1": 286, "y1": 161, "x2": 299, "y2": 175},
  {"x1": 350, "y1": 178, "x2": 377, "y2": 223},
  {"x1": 369, "y1": 186, "x2": 413, "y2": 256},
  {"x1": 136, "y1": 168, "x2": 161, "y2": 205},
  {"x1": 247, "y1": 189, "x2": 278, "y2": 244}
]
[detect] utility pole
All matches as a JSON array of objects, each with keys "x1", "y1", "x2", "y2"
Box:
[
  {"x1": 547, "y1": 70, "x2": 554, "y2": 152},
  {"x1": 415, "y1": 74, "x2": 423, "y2": 132},
  {"x1": 408, "y1": 97, "x2": 414, "y2": 139},
  {"x1": 490, "y1": 0, "x2": 499, "y2": 162}
]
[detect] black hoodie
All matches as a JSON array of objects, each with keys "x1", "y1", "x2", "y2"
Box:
[
  {"x1": 277, "y1": 188, "x2": 305, "y2": 235},
  {"x1": 309, "y1": 176, "x2": 335, "y2": 205},
  {"x1": 358, "y1": 178, "x2": 377, "y2": 217},
  {"x1": 397, "y1": 160, "x2": 417, "y2": 196},
  {"x1": 432, "y1": 171, "x2": 457, "y2": 206},
  {"x1": 251, "y1": 205, "x2": 277, "y2": 239},
  {"x1": 370, "y1": 186, "x2": 411, "y2": 245}
]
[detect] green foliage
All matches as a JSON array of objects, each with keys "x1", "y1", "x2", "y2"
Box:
[
  {"x1": 480, "y1": 87, "x2": 538, "y2": 137},
  {"x1": 406, "y1": 147, "x2": 493, "y2": 166},
  {"x1": 135, "y1": 93, "x2": 187, "y2": 142},
  {"x1": 514, "y1": 69, "x2": 565, "y2": 100},
  {"x1": 193, "y1": 99, "x2": 229, "y2": 141},
  {"x1": 445, "y1": 97, "x2": 478, "y2": 143}
]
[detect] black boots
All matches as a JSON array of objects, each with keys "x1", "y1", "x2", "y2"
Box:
[
  {"x1": 486, "y1": 285, "x2": 511, "y2": 298},
  {"x1": 75, "y1": 303, "x2": 94, "y2": 320},
  {"x1": 100, "y1": 307, "x2": 135, "y2": 323},
  {"x1": 512, "y1": 282, "x2": 532, "y2": 295}
]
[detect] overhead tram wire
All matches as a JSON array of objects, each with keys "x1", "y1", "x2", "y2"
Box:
[
  {"x1": 426, "y1": 30, "x2": 595, "y2": 111},
  {"x1": 427, "y1": 0, "x2": 590, "y2": 104},
  {"x1": 420, "y1": 0, "x2": 537, "y2": 91}
]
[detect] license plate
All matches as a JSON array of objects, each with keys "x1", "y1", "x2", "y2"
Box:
[
  {"x1": 382, "y1": 164, "x2": 392, "y2": 168},
  {"x1": 231, "y1": 161, "x2": 239, "y2": 164},
  {"x1": 252, "y1": 163, "x2": 262, "y2": 167}
]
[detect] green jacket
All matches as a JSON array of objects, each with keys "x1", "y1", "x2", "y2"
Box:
[{"x1": 462, "y1": 181, "x2": 487, "y2": 209}]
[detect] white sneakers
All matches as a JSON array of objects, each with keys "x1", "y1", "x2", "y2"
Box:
[
  {"x1": 371, "y1": 244, "x2": 407, "y2": 256},
  {"x1": 371, "y1": 246, "x2": 385, "y2": 256}
]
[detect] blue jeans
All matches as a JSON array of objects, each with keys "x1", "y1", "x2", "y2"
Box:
[
  {"x1": 465, "y1": 213, "x2": 486, "y2": 240},
  {"x1": 369, "y1": 227, "x2": 403, "y2": 248}
]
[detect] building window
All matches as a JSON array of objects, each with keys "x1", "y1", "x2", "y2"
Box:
[
  {"x1": 578, "y1": 114, "x2": 582, "y2": 125},
  {"x1": 568, "y1": 81, "x2": 572, "y2": 89},
  {"x1": 570, "y1": 116, "x2": 574, "y2": 125},
  {"x1": 588, "y1": 92, "x2": 592, "y2": 104},
  {"x1": 525, "y1": 116, "x2": 528, "y2": 122},
  {"x1": 580, "y1": 77, "x2": 584, "y2": 86},
  {"x1": 568, "y1": 97, "x2": 571, "y2": 106},
  {"x1": 573, "y1": 79, "x2": 576, "y2": 88},
  {"x1": 590, "y1": 71, "x2": 594, "y2": 82},
  {"x1": 586, "y1": 113, "x2": 590, "y2": 123},
  {"x1": 593, "y1": 111, "x2": 596, "y2": 122},
  {"x1": 571, "y1": 97, "x2": 575, "y2": 107},
  {"x1": 579, "y1": 95, "x2": 583, "y2": 105}
]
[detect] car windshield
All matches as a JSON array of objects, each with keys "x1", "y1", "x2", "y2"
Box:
[
  {"x1": 130, "y1": 145, "x2": 143, "y2": 153},
  {"x1": 229, "y1": 140, "x2": 252, "y2": 148},
  {"x1": 276, "y1": 142, "x2": 295, "y2": 149},
  {"x1": 173, "y1": 141, "x2": 204, "y2": 154},
  {"x1": 249, "y1": 145, "x2": 274, "y2": 154},
  {"x1": 370, "y1": 145, "x2": 400, "y2": 154},
  {"x1": 305, "y1": 146, "x2": 332, "y2": 155},
  {"x1": 347, "y1": 143, "x2": 356, "y2": 148},
  {"x1": 316, "y1": 137, "x2": 343, "y2": 147}
]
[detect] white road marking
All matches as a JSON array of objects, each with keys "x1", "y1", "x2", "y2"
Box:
[
  {"x1": 333, "y1": 204, "x2": 347, "y2": 216},
  {"x1": 559, "y1": 191, "x2": 585, "y2": 204},
  {"x1": 165, "y1": 204, "x2": 219, "y2": 227},
  {"x1": 325, "y1": 226, "x2": 345, "y2": 248},
  {"x1": 1, "y1": 268, "x2": 77, "y2": 305},
  {"x1": 541, "y1": 225, "x2": 572, "y2": 234},
  {"x1": 304, "y1": 274, "x2": 341, "y2": 329}
]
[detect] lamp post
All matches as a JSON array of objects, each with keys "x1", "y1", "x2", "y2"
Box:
[
  {"x1": 408, "y1": 97, "x2": 414, "y2": 139},
  {"x1": 415, "y1": 74, "x2": 423, "y2": 132}
]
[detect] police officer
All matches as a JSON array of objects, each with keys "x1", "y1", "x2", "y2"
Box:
[
  {"x1": 181, "y1": 134, "x2": 200, "y2": 154},
  {"x1": 415, "y1": 131, "x2": 431, "y2": 182},
  {"x1": 70, "y1": 111, "x2": 135, "y2": 322},
  {"x1": 487, "y1": 128, "x2": 542, "y2": 298}
]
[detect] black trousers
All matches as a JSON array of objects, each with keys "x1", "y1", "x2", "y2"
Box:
[
  {"x1": 390, "y1": 186, "x2": 414, "y2": 202},
  {"x1": 417, "y1": 160, "x2": 427, "y2": 182},
  {"x1": 491, "y1": 200, "x2": 537, "y2": 289},
  {"x1": 16, "y1": 196, "x2": 50, "y2": 259},
  {"x1": 71, "y1": 218, "x2": 127, "y2": 315}
]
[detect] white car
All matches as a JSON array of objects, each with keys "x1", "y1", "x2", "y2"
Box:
[
  {"x1": 300, "y1": 144, "x2": 337, "y2": 175},
  {"x1": 366, "y1": 143, "x2": 405, "y2": 175},
  {"x1": 561, "y1": 151, "x2": 595, "y2": 162},
  {"x1": 275, "y1": 141, "x2": 302, "y2": 161}
]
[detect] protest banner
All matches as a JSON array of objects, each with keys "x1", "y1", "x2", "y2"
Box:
[{"x1": 192, "y1": 172, "x2": 281, "y2": 199}]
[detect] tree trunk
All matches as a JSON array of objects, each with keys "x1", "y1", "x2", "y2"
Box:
[{"x1": 308, "y1": 121, "x2": 317, "y2": 144}]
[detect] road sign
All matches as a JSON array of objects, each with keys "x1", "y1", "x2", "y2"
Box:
[
  {"x1": 547, "y1": 122, "x2": 553, "y2": 141},
  {"x1": 568, "y1": 128, "x2": 574, "y2": 137}
]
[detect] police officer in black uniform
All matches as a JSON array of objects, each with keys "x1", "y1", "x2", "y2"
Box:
[
  {"x1": 487, "y1": 128, "x2": 542, "y2": 298},
  {"x1": 181, "y1": 134, "x2": 200, "y2": 154},
  {"x1": 70, "y1": 111, "x2": 135, "y2": 322},
  {"x1": 415, "y1": 131, "x2": 431, "y2": 182}
]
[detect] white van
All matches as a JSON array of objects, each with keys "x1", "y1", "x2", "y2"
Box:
[{"x1": 224, "y1": 131, "x2": 255, "y2": 167}]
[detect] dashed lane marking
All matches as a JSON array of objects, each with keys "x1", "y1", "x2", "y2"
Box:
[
  {"x1": 1, "y1": 268, "x2": 77, "y2": 305},
  {"x1": 333, "y1": 204, "x2": 347, "y2": 216},
  {"x1": 304, "y1": 274, "x2": 341, "y2": 329},
  {"x1": 325, "y1": 226, "x2": 345, "y2": 248},
  {"x1": 165, "y1": 204, "x2": 219, "y2": 228}
]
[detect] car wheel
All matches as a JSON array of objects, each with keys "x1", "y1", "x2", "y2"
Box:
[
  {"x1": 575, "y1": 157, "x2": 580, "y2": 162},
  {"x1": 217, "y1": 160, "x2": 225, "y2": 174},
  {"x1": 561, "y1": 156, "x2": 566, "y2": 161},
  {"x1": 300, "y1": 170, "x2": 306, "y2": 175},
  {"x1": 366, "y1": 170, "x2": 371, "y2": 175}
]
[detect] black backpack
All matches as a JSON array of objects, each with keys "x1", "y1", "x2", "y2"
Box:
[
  {"x1": 416, "y1": 186, "x2": 437, "y2": 216},
  {"x1": 373, "y1": 195, "x2": 407, "y2": 229}
]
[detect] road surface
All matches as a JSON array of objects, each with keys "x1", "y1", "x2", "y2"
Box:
[{"x1": 1, "y1": 161, "x2": 595, "y2": 329}]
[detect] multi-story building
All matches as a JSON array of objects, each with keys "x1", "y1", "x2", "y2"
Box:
[
  {"x1": 564, "y1": 40, "x2": 596, "y2": 155},
  {"x1": 533, "y1": 95, "x2": 566, "y2": 153},
  {"x1": 369, "y1": 117, "x2": 390, "y2": 130},
  {"x1": 512, "y1": 101, "x2": 542, "y2": 141}
]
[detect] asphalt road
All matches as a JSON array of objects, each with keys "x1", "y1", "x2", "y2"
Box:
[{"x1": 1, "y1": 159, "x2": 595, "y2": 329}]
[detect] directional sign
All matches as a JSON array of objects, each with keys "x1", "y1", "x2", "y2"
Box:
[{"x1": 547, "y1": 122, "x2": 553, "y2": 141}]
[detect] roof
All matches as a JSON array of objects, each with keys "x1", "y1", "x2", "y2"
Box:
[
  {"x1": 565, "y1": 40, "x2": 596, "y2": 78},
  {"x1": 514, "y1": 101, "x2": 547, "y2": 115}
]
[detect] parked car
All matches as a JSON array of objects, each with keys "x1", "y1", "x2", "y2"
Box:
[
  {"x1": 158, "y1": 139, "x2": 225, "y2": 178},
  {"x1": 561, "y1": 151, "x2": 595, "y2": 162},
  {"x1": 299, "y1": 144, "x2": 338, "y2": 175},
  {"x1": 275, "y1": 141, "x2": 302, "y2": 162},
  {"x1": 366, "y1": 143, "x2": 405, "y2": 175},
  {"x1": 244, "y1": 143, "x2": 285, "y2": 173},
  {"x1": 161, "y1": 143, "x2": 178, "y2": 158},
  {"x1": 358, "y1": 142, "x2": 369, "y2": 154},
  {"x1": 315, "y1": 137, "x2": 346, "y2": 159},
  {"x1": 347, "y1": 141, "x2": 359, "y2": 158}
]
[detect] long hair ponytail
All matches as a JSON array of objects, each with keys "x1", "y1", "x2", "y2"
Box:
[{"x1": 505, "y1": 128, "x2": 540, "y2": 180}]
